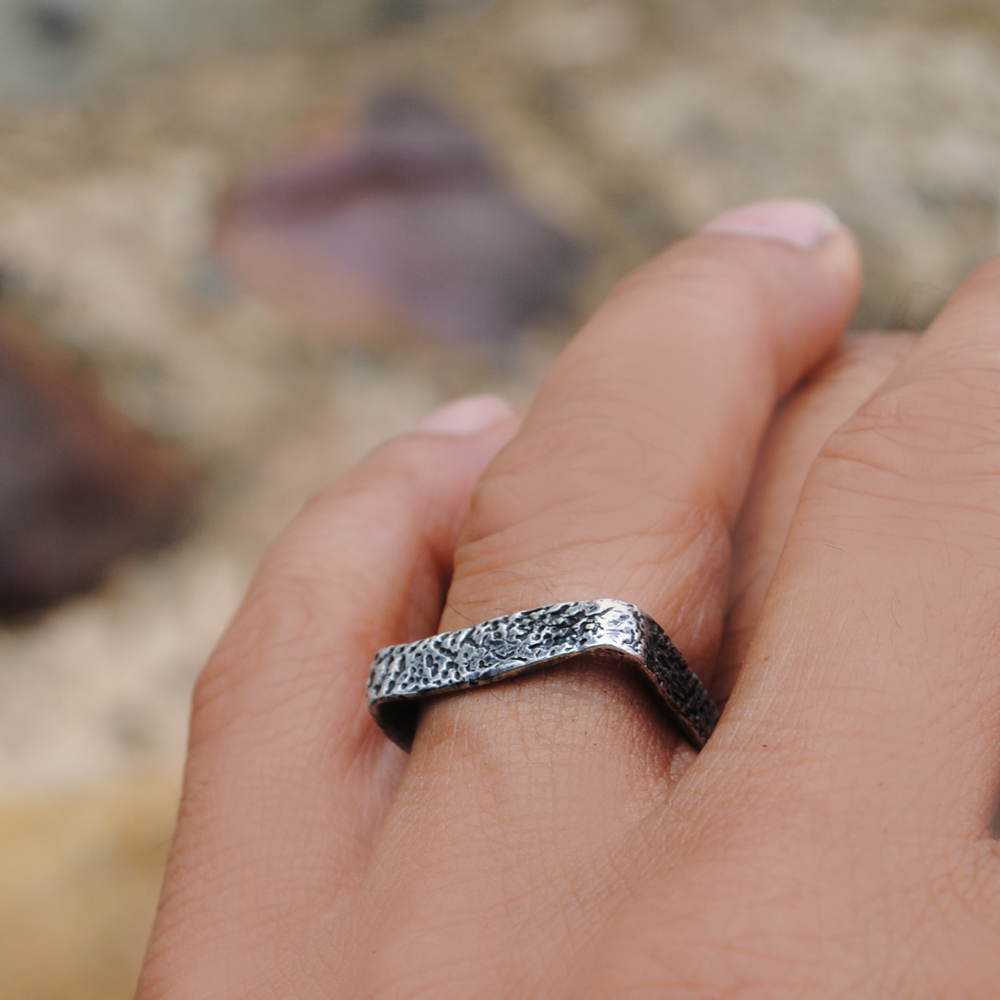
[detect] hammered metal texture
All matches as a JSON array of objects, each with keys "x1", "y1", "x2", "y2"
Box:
[{"x1": 367, "y1": 599, "x2": 718, "y2": 752}]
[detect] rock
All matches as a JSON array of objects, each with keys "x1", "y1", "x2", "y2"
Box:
[
  {"x1": 0, "y1": 306, "x2": 193, "y2": 615},
  {"x1": 216, "y1": 88, "x2": 587, "y2": 346}
]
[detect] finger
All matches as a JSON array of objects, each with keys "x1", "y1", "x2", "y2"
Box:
[
  {"x1": 355, "y1": 201, "x2": 862, "y2": 996},
  {"x1": 136, "y1": 396, "x2": 519, "y2": 999},
  {"x1": 436, "y1": 202, "x2": 859, "y2": 751},
  {"x1": 715, "y1": 332, "x2": 917, "y2": 700},
  {"x1": 720, "y1": 254, "x2": 1000, "y2": 839}
]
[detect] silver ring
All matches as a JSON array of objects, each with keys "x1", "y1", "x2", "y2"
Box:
[{"x1": 367, "y1": 599, "x2": 719, "y2": 752}]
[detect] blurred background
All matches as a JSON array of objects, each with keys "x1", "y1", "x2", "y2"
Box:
[{"x1": 1, "y1": 0, "x2": 1000, "y2": 996}]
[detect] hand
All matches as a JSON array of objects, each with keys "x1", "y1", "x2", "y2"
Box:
[{"x1": 136, "y1": 199, "x2": 1000, "y2": 998}]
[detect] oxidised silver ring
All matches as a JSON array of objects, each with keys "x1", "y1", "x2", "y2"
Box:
[{"x1": 366, "y1": 599, "x2": 719, "y2": 753}]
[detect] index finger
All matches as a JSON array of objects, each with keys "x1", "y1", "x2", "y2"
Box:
[{"x1": 137, "y1": 398, "x2": 519, "y2": 999}]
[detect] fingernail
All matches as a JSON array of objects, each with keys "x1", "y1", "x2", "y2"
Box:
[
  {"x1": 413, "y1": 394, "x2": 514, "y2": 436},
  {"x1": 701, "y1": 199, "x2": 841, "y2": 250}
]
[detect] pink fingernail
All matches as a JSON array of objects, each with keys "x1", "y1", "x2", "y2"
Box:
[
  {"x1": 701, "y1": 199, "x2": 841, "y2": 250},
  {"x1": 413, "y1": 394, "x2": 514, "y2": 436}
]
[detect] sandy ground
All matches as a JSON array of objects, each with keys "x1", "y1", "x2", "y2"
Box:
[{"x1": 2, "y1": 2, "x2": 1000, "y2": 996}]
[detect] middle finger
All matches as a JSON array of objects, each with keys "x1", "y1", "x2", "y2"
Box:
[{"x1": 356, "y1": 201, "x2": 861, "y2": 995}]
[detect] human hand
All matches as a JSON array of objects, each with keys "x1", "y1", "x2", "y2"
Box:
[{"x1": 136, "y1": 199, "x2": 999, "y2": 998}]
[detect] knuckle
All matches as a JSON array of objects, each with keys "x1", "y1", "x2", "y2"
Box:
[
  {"x1": 452, "y1": 471, "x2": 731, "y2": 647},
  {"x1": 817, "y1": 361, "x2": 1000, "y2": 495}
]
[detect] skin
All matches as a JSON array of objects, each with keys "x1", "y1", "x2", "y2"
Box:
[{"x1": 137, "y1": 215, "x2": 1000, "y2": 998}]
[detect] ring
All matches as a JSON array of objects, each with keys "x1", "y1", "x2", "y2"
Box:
[{"x1": 367, "y1": 599, "x2": 719, "y2": 752}]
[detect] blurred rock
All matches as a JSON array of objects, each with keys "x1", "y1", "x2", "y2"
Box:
[
  {"x1": 0, "y1": 306, "x2": 193, "y2": 614},
  {"x1": 217, "y1": 88, "x2": 587, "y2": 346}
]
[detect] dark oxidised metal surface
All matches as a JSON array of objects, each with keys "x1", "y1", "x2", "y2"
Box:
[{"x1": 368, "y1": 598, "x2": 718, "y2": 752}]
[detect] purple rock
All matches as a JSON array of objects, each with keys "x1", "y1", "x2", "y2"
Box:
[{"x1": 217, "y1": 89, "x2": 586, "y2": 345}]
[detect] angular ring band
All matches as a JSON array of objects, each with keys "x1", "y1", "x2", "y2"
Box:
[{"x1": 367, "y1": 599, "x2": 719, "y2": 753}]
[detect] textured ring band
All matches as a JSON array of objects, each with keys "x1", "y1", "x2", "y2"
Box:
[{"x1": 367, "y1": 599, "x2": 719, "y2": 753}]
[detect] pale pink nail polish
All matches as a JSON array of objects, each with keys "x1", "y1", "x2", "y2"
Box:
[
  {"x1": 701, "y1": 199, "x2": 841, "y2": 250},
  {"x1": 413, "y1": 394, "x2": 514, "y2": 436}
]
